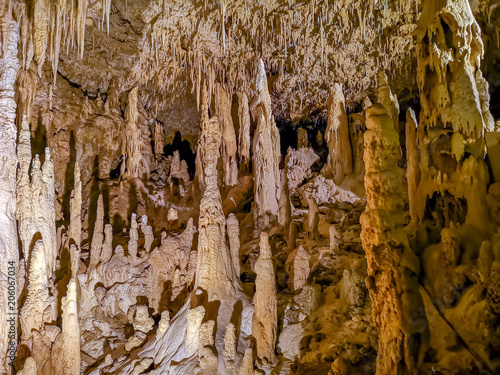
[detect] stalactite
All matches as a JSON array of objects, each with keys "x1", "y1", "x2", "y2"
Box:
[
  {"x1": 252, "y1": 59, "x2": 281, "y2": 230},
  {"x1": 324, "y1": 83, "x2": 352, "y2": 185},
  {"x1": 33, "y1": 0, "x2": 49, "y2": 76},
  {"x1": 252, "y1": 231, "x2": 277, "y2": 363},
  {"x1": 76, "y1": 0, "x2": 88, "y2": 58},
  {"x1": 414, "y1": 0, "x2": 491, "y2": 226}
]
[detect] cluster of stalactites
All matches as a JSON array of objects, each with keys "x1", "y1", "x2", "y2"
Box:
[
  {"x1": 413, "y1": 0, "x2": 492, "y2": 226},
  {"x1": 16, "y1": 0, "x2": 112, "y2": 83}
]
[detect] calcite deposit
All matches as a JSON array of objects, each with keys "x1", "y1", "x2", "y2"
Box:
[{"x1": 1, "y1": 0, "x2": 500, "y2": 374}]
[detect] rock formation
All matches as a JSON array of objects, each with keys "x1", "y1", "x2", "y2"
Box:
[
  {"x1": 252, "y1": 59, "x2": 281, "y2": 229},
  {"x1": 0, "y1": 19, "x2": 19, "y2": 361},
  {"x1": 324, "y1": 83, "x2": 352, "y2": 184},
  {"x1": 252, "y1": 231, "x2": 277, "y2": 363},
  {"x1": 361, "y1": 76, "x2": 428, "y2": 373},
  {"x1": 217, "y1": 83, "x2": 238, "y2": 187},
  {"x1": 2, "y1": 1, "x2": 500, "y2": 374}
]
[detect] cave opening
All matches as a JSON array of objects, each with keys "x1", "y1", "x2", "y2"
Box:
[
  {"x1": 163, "y1": 131, "x2": 196, "y2": 177},
  {"x1": 275, "y1": 116, "x2": 328, "y2": 170}
]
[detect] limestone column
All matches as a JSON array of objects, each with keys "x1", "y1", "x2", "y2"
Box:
[{"x1": 0, "y1": 18, "x2": 21, "y2": 368}]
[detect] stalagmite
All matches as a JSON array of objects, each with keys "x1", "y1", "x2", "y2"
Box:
[
  {"x1": 88, "y1": 194, "x2": 104, "y2": 272},
  {"x1": 195, "y1": 170, "x2": 235, "y2": 299},
  {"x1": 60, "y1": 278, "x2": 80, "y2": 374},
  {"x1": 195, "y1": 82, "x2": 221, "y2": 191},
  {"x1": 217, "y1": 84, "x2": 238, "y2": 187},
  {"x1": 69, "y1": 162, "x2": 82, "y2": 277},
  {"x1": 186, "y1": 306, "x2": 205, "y2": 355},
  {"x1": 226, "y1": 213, "x2": 241, "y2": 278},
  {"x1": 0, "y1": 17, "x2": 20, "y2": 370},
  {"x1": 128, "y1": 213, "x2": 139, "y2": 264},
  {"x1": 377, "y1": 71, "x2": 400, "y2": 133},
  {"x1": 123, "y1": 87, "x2": 151, "y2": 179},
  {"x1": 223, "y1": 323, "x2": 236, "y2": 367},
  {"x1": 19, "y1": 240, "x2": 50, "y2": 344},
  {"x1": 17, "y1": 116, "x2": 57, "y2": 274},
  {"x1": 154, "y1": 121, "x2": 164, "y2": 158},
  {"x1": 324, "y1": 83, "x2": 352, "y2": 185},
  {"x1": 361, "y1": 90, "x2": 428, "y2": 373},
  {"x1": 237, "y1": 91, "x2": 251, "y2": 165},
  {"x1": 252, "y1": 231, "x2": 277, "y2": 363},
  {"x1": 293, "y1": 245, "x2": 310, "y2": 291},
  {"x1": 406, "y1": 108, "x2": 419, "y2": 224},
  {"x1": 141, "y1": 215, "x2": 154, "y2": 253},
  {"x1": 252, "y1": 59, "x2": 281, "y2": 228},
  {"x1": 101, "y1": 224, "x2": 113, "y2": 263}
]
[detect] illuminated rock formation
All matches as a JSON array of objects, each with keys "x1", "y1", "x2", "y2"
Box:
[
  {"x1": 361, "y1": 81, "x2": 427, "y2": 373},
  {"x1": 217, "y1": 84, "x2": 238, "y2": 187},
  {"x1": 252, "y1": 231, "x2": 277, "y2": 363},
  {"x1": 0, "y1": 19, "x2": 20, "y2": 366},
  {"x1": 252, "y1": 59, "x2": 281, "y2": 229},
  {"x1": 122, "y1": 87, "x2": 152, "y2": 179},
  {"x1": 324, "y1": 83, "x2": 352, "y2": 184}
]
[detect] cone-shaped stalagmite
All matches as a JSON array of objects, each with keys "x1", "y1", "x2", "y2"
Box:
[
  {"x1": 252, "y1": 231, "x2": 277, "y2": 363},
  {"x1": 324, "y1": 83, "x2": 352, "y2": 185},
  {"x1": 252, "y1": 59, "x2": 281, "y2": 229}
]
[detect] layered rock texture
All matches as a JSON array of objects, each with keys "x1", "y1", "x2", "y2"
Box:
[{"x1": 2, "y1": 0, "x2": 500, "y2": 374}]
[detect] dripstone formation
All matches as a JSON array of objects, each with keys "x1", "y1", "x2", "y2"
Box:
[{"x1": 1, "y1": 0, "x2": 500, "y2": 374}]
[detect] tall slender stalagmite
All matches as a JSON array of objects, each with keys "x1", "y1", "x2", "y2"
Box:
[
  {"x1": 195, "y1": 93, "x2": 235, "y2": 299},
  {"x1": 361, "y1": 82, "x2": 428, "y2": 373},
  {"x1": 217, "y1": 83, "x2": 238, "y2": 187},
  {"x1": 59, "y1": 278, "x2": 81, "y2": 374},
  {"x1": 406, "y1": 109, "x2": 419, "y2": 224},
  {"x1": 69, "y1": 162, "x2": 82, "y2": 278},
  {"x1": 252, "y1": 59, "x2": 281, "y2": 228},
  {"x1": 324, "y1": 83, "x2": 352, "y2": 185},
  {"x1": 123, "y1": 87, "x2": 151, "y2": 179},
  {"x1": 252, "y1": 231, "x2": 277, "y2": 363},
  {"x1": 237, "y1": 91, "x2": 251, "y2": 166}
]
